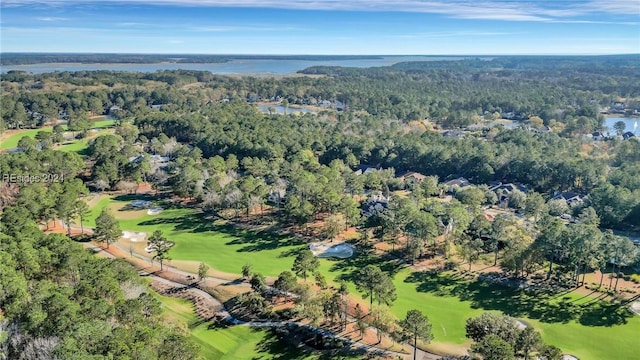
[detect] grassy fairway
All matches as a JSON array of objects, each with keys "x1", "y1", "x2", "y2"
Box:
[
  {"x1": 386, "y1": 269, "x2": 640, "y2": 360},
  {"x1": 0, "y1": 119, "x2": 114, "y2": 150},
  {"x1": 1, "y1": 128, "x2": 50, "y2": 150},
  {"x1": 91, "y1": 195, "x2": 640, "y2": 359},
  {"x1": 154, "y1": 291, "x2": 361, "y2": 359},
  {"x1": 58, "y1": 137, "x2": 92, "y2": 154},
  {"x1": 86, "y1": 194, "x2": 305, "y2": 277},
  {"x1": 154, "y1": 292, "x2": 271, "y2": 359}
]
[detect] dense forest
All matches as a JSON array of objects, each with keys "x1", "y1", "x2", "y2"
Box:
[
  {"x1": 0, "y1": 211, "x2": 199, "y2": 359},
  {"x1": 2, "y1": 57, "x2": 638, "y2": 230}
]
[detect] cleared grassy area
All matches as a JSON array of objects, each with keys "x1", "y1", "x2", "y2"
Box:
[
  {"x1": 154, "y1": 292, "x2": 271, "y2": 359},
  {"x1": 385, "y1": 270, "x2": 640, "y2": 360},
  {"x1": 85, "y1": 195, "x2": 305, "y2": 277},
  {"x1": 0, "y1": 119, "x2": 114, "y2": 150},
  {"x1": 58, "y1": 137, "x2": 92, "y2": 154},
  {"x1": 1, "y1": 128, "x2": 50, "y2": 150},
  {"x1": 154, "y1": 291, "x2": 361, "y2": 359},
  {"x1": 92, "y1": 195, "x2": 640, "y2": 359}
]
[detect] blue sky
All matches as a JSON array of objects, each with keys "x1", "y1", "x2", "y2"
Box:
[{"x1": 1, "y1": 1, "x2": 639, "y2": 54}]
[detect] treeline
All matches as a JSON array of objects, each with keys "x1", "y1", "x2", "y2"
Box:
[
  {"x1": 0, "y1": 53, "x2": 230, "y2": 65},
  {"x1": 3, "y1": 55, "x2": 639, "y2": 130}
]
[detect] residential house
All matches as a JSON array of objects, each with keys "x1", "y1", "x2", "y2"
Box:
[
  {"x1": 360, "y1": 190, "x2": 389, "y2": 217},
  {"x1": 318, "y1": 100, "x2": 332, "y2": 108},
  {"x1": 610, "y1": 102, "x2": 626, "y2": 114},
  {"x1": 267, "y1": 190, "x2": 286, "y2": 206},
  {"x1": 488, "y1": 182, "x2": 529, "y2": 205},
  {"x1": 552, "y1": 192, "x2": 584, "y2": 207},
  {"x1": 442, "y1": 130, "x2": 465, "y2": 139},
  {"x1": 354, "y1": 164, "x2": 381, "y2": 176},
  {"x1": 149, "y1": 104, "x2": 166, "y2": 111},
  {"x1": 592, "y1": 131, "x2": 606, "y2": 141},
  {"x1": 397, "y1": 171, "x2": 427, "y2": 188},
  {"x1": 128, "y1": 153, "x2": 171, "y2": 170},
  {"x1": 108, "y1": 106, "x2": 121, "y2": 116},
  {"x1": 444, "y1": 177, "x2": 471, "y2": 193}
]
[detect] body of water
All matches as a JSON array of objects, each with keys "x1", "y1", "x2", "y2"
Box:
[
  {"x1": 603, "y1": 117, "x2": 638, "y2": 135},
  {"x1": 257, "y1": 104, "x2": 310, "y2": 114},
  {"x1": 1, "y1": 56, "x2": 475, "y2": 75}
]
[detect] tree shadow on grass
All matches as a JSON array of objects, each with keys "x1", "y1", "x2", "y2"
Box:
[
  {"x1": 404, "y1": 271, "x2": 633, "y2": 327},
  {"x1": 138, "y1": 212, "x2": 306, "y2": 253},
  {"x1": 253, "y1": 327, "x2": 367, "y2": 360},
  {"x1": 329, "y1": 244, "x2": 406, "y2": 284}
]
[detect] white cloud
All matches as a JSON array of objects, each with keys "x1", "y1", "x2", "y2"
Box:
[
  {"x1": 3, "y1": 0, "x2": 639, "y2": 23},
  {"x1": 389, "y1": 30, "x2": 519, "y2": 39},
  {"x1": 35, "y1": 16, "x2": 68, "y2": 21}
]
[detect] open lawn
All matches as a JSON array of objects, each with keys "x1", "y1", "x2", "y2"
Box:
[
  {"x1": 85, "y1": 194, "x2": 306, "y2": 277},
  {"x1": 154, "y1": 290, "x2": 362, "y2": 360},
  {"x1": 0, "y1": 119, "x2": 114, "y2": 150},
  {"x1": 58, "y1": 137, "x2": 92, "y2": 155},
  {"x1": 93, "y1": 195, "x2": 640, "y2": 359},
  {"x1": 0, "y1": 120, "x2": 115, "y2": 154},
  {"x1": 1, "y1": 128, "x2": 50, "y2": 150},
  {"x1": 154, "y1": 292, "x2": 272, "y2": 359}
]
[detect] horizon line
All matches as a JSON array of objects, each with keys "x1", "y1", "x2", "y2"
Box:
[{"x1": 2, "y1": 52, "x2": 639, "y2": 56}]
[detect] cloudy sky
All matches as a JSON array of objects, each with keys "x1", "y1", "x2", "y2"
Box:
[{"x1": 1, "y1": 0, "x2": 639, "y2": 54}]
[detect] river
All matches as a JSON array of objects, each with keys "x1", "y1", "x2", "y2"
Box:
[{"x1": 0, "y1": 56, "x2": 476, "y2": 75}]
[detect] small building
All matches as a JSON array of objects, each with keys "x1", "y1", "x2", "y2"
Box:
[
  {"x1": 592, "y1": 131, "x2": 605, "y2": 141},
  {"x1": 444, "y1": 177, "x2": 471, "y2": 193},
  {"x1": 442, "y1": 130, "x2": 465, "y2": 139},
  {"x1": 354, "y1": 164, "x2": 381, "y2": 176},
  {"x1": 623, "y1": 131, "x2": 636, "y2": 140},
  {"x1": 150, "y1": 104, "x2": 166, "y2": 111},
  {"x1": 267, "y1": 190, "x2": 286, "y2": 205},
  {"x1": 360, "y1": 191, "x2": 389, "y2": 217},
  {"x1": 552, "y1": 192, "x2": 584, "y2": 207},
  {"x1": 108, "y1": 106, "x2": 121, "y2": 116},
  {"x1": 397, "y1": 171, "x2": 427, "y2": 188},
  {"x1": 488, "y1": 182, "x2": 529, "y2": 204}
]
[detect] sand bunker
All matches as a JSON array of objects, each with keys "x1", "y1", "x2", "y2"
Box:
[
  {"x1": 122, "y1": 231, "x2": 147, "y2": 242},
  {"x1": 309, "y1": 242, "x2": 354, "y2": 258},
  {"x1": 131, "y1": 200, "x2": 152, "y2": 208},
  {"x1": 147, "y1": 207, "x2": 164, "y2": 215},
  {"x1": 561, "y1": 355, "x2": 579, "y2": 360},
  {"x1": 630, "y1": 301, "x2": 640, "y2": 316}
]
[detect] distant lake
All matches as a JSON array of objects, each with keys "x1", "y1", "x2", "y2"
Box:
[
  {"x1": 604, "y1": 117, "x2": 638, "y2": 135},
  {"x1": 1, "y1": 56, "x2": 475, "y2": 75}
]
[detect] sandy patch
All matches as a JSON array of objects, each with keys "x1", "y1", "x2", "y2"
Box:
[
  {"x1": 147, "y1": 207, "x2": 164, "y2": 215},
  {"x1": 122, "y1": 231, "x2": 147, "y2": 242},
  {"x1": 309, "y1": 242, "x2": 354, "y2": 258},
  {"x1": 131, "y1": 200, "x2": 152, "y2": 208},
  {"x1": 630, "y1": 301, "x2": 640, "y2": 316}
]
